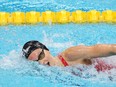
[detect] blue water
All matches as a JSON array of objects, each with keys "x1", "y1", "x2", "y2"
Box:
[
  {"x1": 0, "y1": 0, "x2": 116, "y2": 87},
  {"x1": 0, "y1": 0, "x2": 116, "y2": 12}
]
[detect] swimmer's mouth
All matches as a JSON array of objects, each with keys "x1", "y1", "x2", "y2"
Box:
[{"x1": 47, "y1": 62, "x2": 50, "y2": 66}]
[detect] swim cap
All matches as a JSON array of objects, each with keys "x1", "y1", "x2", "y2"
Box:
[{"x1": 22, "y1": 40, "x2": 49, "y2": 58}]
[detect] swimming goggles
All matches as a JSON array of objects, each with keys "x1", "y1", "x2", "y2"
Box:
[{"x1": 36, "y1": 47, "x2": 45, "y2": 61}]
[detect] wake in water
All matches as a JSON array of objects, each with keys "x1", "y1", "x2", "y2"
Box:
[{"x1": 0, "y1": 50, "x2": 116, "y2": 86}]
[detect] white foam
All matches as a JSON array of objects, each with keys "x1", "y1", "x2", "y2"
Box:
[{"x1": 0, "y1": 50, "x2": 22, "y2": 69}]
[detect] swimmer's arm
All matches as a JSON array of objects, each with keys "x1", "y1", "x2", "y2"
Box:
[{"x1": 63, "y1": 44, "x2": 116, "y2": 60}]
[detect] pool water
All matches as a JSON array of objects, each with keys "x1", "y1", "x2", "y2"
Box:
[
  {"x1": 0, "y1": 24, "x2": 116, "y2": 87},
  {"x1": 0, "y1": 0, "x2": 116, "y2": 87}
]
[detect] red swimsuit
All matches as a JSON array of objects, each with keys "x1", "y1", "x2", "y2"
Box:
[
  {"x1": 58, "y1": 55, "x2": 116, "y2": 72},
  {"x1": 58, "y1": 54, "x2": 69, "y2": 66}
]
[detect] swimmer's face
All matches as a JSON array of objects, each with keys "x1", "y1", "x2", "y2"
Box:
[{"x1": 28, "y1": 48, "x2": 53, "y2": 66}]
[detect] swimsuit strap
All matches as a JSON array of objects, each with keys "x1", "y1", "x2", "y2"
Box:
[{"x1": 58, "y1": 54, "x2": 69, "y2": 67}]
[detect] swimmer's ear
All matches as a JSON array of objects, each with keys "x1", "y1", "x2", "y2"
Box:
[{"x1": 83, "y1": 59, "x2": 92, "y2": 65}]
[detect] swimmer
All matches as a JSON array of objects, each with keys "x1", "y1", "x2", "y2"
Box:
[{"x1": 22, "y1": 40, "x2": 116, "y2": 67}]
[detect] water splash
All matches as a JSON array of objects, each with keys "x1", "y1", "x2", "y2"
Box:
[{"x1": 0, "y1": 50, "x2": 116, "y2": 86}]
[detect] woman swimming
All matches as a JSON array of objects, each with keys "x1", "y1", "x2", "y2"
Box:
[{"x1": 22, "y1": 40, "x2": 116, "y2": 71}]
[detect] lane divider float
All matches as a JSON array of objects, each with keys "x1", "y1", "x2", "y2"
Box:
[{"x1": 0, "y1": 10, "x2": 115, "y2": 25}]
